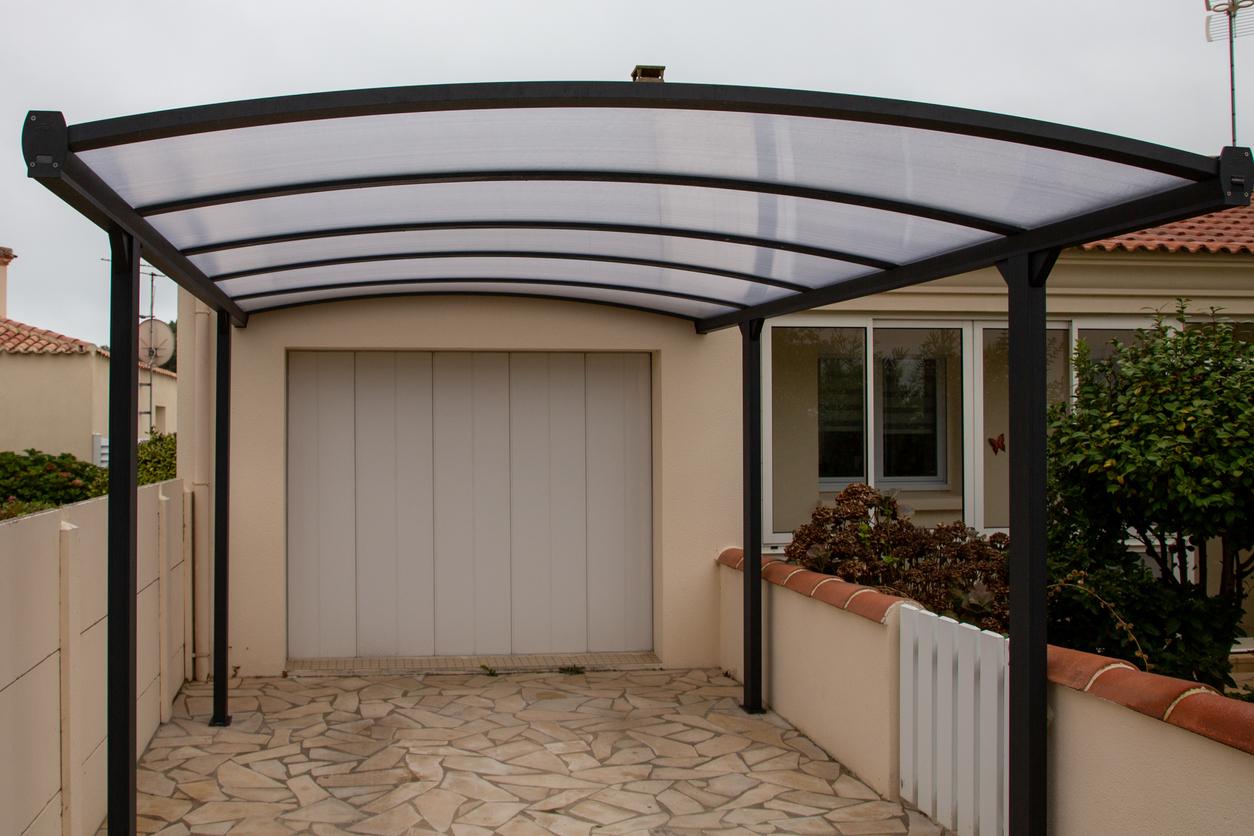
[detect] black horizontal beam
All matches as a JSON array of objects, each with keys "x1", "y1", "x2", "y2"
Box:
[
  {"x1": 697, "y1": 151, "x2": 1252, "y2": 332},
  {"x1": 66, "y1": 80, "x2": 1219, "y2": 181},
  {"x1": 244, "y1": 288, "x2": 717, "y2": 322},
  {"x1": 233, "y1": 275, "x2": 751, "y2": 311},
  {"x1": 21, "y1": 112, "x2": 248, "y2": 325},
  {"x1": 213, "y1": 250, "x2": 812, "y2": 294},
  {"x1": 136, "y1": 169, "x2": 1023, "y2": 237},
  {"x1": 183, "y1": 220, "x2": 897, "y2": 271}
]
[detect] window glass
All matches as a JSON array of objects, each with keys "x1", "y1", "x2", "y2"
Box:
[
  {"x1": 873, "y1": 329, "x2": 962, "y2": 483},
  {"x1": 1078, "y1": 328, "x2": 1140, "y2": 363},
  {"x1": 981, "y1": 328, "x2": 1070, "y2": 529},
  {"x1": 771, "y1": 327, "x2": 865, "y2": 533}
]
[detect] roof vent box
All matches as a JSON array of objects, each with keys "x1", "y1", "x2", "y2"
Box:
[{"x1": 631, "y1": 65, "x2": 666, "y2": 82}]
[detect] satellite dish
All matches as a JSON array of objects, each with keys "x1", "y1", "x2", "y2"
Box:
[{"x1": 138, "y1": 318, "x2": 175, "y2": 367}]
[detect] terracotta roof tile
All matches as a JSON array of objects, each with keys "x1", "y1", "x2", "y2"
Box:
[
  {"x1": 1080, "y1": 203, "x2": 1254, "y2": 255},
  {"x1": 0, "y1": 317, "x2": 95, "y2": 355}
]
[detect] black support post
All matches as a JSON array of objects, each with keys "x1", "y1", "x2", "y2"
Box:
[
  {"x1": 210, "y1": 312, "x2": 233, "y2": 727},
  {"x1": 741, "y1": 318, "x2": 765, "y2": 714},
  {"x1": 106, "y1": 228, "x2": 140, "y2": 835},
  {"x1": 998, "y1": 249, "x2": 1058, "y2": 836}
]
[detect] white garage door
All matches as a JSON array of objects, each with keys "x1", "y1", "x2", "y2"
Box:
[{"x1": 286, "y1": 351, "x2": 652, "y2": 658}]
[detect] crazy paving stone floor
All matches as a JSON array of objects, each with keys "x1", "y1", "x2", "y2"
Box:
[{"x1": 130, "y1": 670, "x2": 947, "y2": 835}]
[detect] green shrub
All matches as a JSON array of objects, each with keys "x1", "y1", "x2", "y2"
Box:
[
  {"x1": 0, "y1": 449, "x2": 106, "y2": 505},
  {"x1": 786, "y1": 481, "x2": 1240, "y2": 689},
  {"x1": 137, "y1": 432, "x2": 177, "y2": 485},
  {"x1": 0, "y1": 496, "x2": 56, "y2": 521},
  {"x1": 786, "y1": 484, "x2": 1010, "y2": 632},
  {"x1": 1045, "y1": 304, "x2": 1251, "y2": 688}
]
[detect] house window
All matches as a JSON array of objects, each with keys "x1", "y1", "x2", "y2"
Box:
[
  {"x1": 769, "y1": 323, "x2": 965, "y2": 536},
  {"x1": 771, "y1": 326, "x2": 866, "y2": 532},
  {"x1": 873, "y1": 328, "x2": 961, "y2": 488}
]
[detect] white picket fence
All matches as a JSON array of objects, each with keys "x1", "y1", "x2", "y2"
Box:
[{"x1": 899, "y1": 604, "x2": 1009, "y2": 836}]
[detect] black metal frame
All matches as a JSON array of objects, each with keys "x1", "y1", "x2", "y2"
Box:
[
  {"x1": 64, "y1": 81, "x2": 1221, "y2": 181},
  {"x1": 998, "y1": 249, "x2": 1058, "y2": 836},
  {"x1": 740, "y1": 319, "x2": 765, "y2": 714},
  {"x1": 214, "y1": 250, "x2": 809, "y2": 293},
  {"x1": 182, "y1": 220, "x2": 897, "y2": 271},
  {"x1": 232, "y1": 277, "x2": 748, "y2": 312},
  {"x1": 135, "y1": 170, "x2": 1022, "y2": 236},
  {"x1": 106, "y1": 227, "x2": 140, "y2": 836},
  {"x1": 22, "y1": 80, "x2": 1254, "y2": 836},
  {"x1": 210, "y1": 313, "x2": 232, "y2": 727}
]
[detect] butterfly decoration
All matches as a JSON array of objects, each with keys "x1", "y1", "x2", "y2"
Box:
[{"x1": 988, "y1": 433, "x2": 1006, "y2": 455}]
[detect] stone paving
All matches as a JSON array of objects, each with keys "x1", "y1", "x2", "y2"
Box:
[{"x1": 130, "y1": 670, "x2": 946, "y2": 835}]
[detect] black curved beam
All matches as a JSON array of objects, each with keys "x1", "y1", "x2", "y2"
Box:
[
  {"x1": 697, "y1": 162, "x2": 1254, "y2": 332},
  {"x1": 231, "y1": 275, "x2": 755, "y2": 311},
  {"x1": 67, "y1": 80, "x2": 1218, "y2": 181},
  {"x1": 213, "y1": 250, "x2": 814, "y2": 293},
  {"x1": 137, "y1": 169, "x2": 1022, "y2": 236},
  {"x1": 242, "y1": 289, "x2": 730, "y2": 322},
  {"x1": 183, "y1": 220, "x2": 898, "y2": 271}
]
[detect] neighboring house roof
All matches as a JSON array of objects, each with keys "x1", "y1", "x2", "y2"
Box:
[
  {"x1": 0, "y1": 316, "x2": 177, "y2": 378},
  {"x1": 1082, "y1": 203, "x2": 1254, "y2": 255},
  {"x1": 0, "y1": 317, "x2": 94, "y2": 354}
]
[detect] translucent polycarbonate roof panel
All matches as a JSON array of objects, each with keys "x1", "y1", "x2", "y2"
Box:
[
  {"x1": 216, "y1": 255, "x2": 793, "y2": 307},
  {"x1": 148, "y1": 180, "x2": 1000, "y2": 262},
  {"x1": 190, "y1": 226, "x2": 874, "y2": 289},
  {"x1": 235, "y1": 281, "x2": 737, "y2": 319},
  {"x1": 31, "y1": 81, "x2": 1237, "y2": 327},
  {"x1": 79, "y1": 107, "x2": 1192, "y2": 229}
]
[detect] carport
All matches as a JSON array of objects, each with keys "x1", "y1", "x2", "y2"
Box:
[{"x1": 21, "y1": 79, "x2": 1252, "y2": 835}]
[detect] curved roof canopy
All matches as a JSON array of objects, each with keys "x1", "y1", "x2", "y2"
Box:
[{"x1": 22, "y1": 81, "x2": 1252, "y2": 330}]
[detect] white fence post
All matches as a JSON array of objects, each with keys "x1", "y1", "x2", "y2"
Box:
[
  {"x1": 57, "y1": 517, "x2": 81, "y2": 836},
  {"x1": 157, "y1": 490, "x2": 171, "y2": 724},
  {"x1": 900, "y1": 605, "x2": 1009, "y2": 836}
]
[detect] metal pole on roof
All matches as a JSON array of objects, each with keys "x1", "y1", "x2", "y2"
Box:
[
  {"x1": 209, "y1": 312, "x2": 233, "y2": 727},
  {"x1": 998, "y1": 249, "x2": 1058, "y2": 836},
  {"x1": 741, "y1": 318, "x2": 765, "y2": 713},
  {"x1": 106, "y1": 227, "x2": 140, "y2": 835}
]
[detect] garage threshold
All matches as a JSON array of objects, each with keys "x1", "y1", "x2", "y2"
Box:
[{"x1": 284, "y1": 650, "x2": 661, "y2": 676}]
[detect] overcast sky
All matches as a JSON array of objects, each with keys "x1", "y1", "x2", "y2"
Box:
[{"x1": 2, "y1": 0, "x2": 1250, "y2": 345}]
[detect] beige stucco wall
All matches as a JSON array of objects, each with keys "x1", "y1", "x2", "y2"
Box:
[
  {"x1": 0, "y1": 352, "x2": 96, "y2": 459},
  {"x1": 0, "y1": 480, "x2": 190, "y2": 836},
  {"x1": 1049, "y1": 684, "x2": 1254, "y2": 836},
  {"x1": 0, "y1": 349, "x2": 180, "y2": 462},
  {"x1": 217, "y1": 295, "x2": 740, "y2": 676},
  {"x1": 718, "y1": 562, "x2": 901, "y2": 799},
  {"x1": 89, "y1": 355, "x2": 179, "y2": 441}
]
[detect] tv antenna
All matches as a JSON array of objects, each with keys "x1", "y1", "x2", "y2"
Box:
[{"x1": 1204, "y1": 0, "x2": 1254, "y2": 144}]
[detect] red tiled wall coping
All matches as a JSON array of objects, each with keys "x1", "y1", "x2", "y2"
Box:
[
  {"x1": 718, "y1": 548, "x2": 1254, "y2": 757},
  {"x1": 1047, "y1": 646, "x2": 1254, "y2": 756},
  {"x1": 716, "y1": 547, "x2": 908, "y2": 625}
]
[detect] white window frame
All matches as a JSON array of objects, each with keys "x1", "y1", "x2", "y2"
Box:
[
  {"x1": 762, "y1": 313, "x2": 873, "y2": 546},
  {"x1": 970, "y1": 318, "x2": 1074, "y2": 533}
]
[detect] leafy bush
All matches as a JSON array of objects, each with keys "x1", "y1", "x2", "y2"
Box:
[
  {"x1": 0, "y1": 496, "x2": 55, "y2": 521},
  {"x1": 0, "y1": 433, "x2": 177, "y2": 519},
  {"x1": 1049, "y1": 303, "x2": 1253, "y2": 609},
  {"x1": 1045, "y1": 304, "x2": 1252, "y2": 688},
  {"x1": 137, "y1": 432, "x2": 177, "y2": 485},
  {"x1": 0, "y1": 449, "x2": 106, "y2": 506},
  {"x1": 786, "y1": 484, "x2": 1010, "y2": 632}
]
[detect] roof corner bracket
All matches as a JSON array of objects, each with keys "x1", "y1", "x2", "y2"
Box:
[
  {"x1": 1219, "y1": 146, "x2": 1253, "y2": 205},
  {"x1": 22, "y1": 111, "x2": 68, "y2": 180}
]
